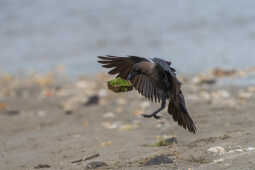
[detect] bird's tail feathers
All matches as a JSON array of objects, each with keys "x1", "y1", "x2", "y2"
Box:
[{"x1": 168, "y1": 94, "x2": 197, "y2": 134}]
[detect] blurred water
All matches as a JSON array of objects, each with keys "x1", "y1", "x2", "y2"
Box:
[{"x1": 1, "y1": 0, "x2": 255, "y2": 76}]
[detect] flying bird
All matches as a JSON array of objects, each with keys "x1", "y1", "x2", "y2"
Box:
[{"x1": 97, "y1": 55, "x2": 197, "y2": 133}]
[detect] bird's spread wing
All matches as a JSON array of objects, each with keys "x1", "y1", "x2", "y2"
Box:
[
  {"x1": 97, "y1": 55, "x2": 148, "y2": 79},
  {"x1": 168, "y1": 91, "x2": 197, "y2": 133},
  {"x1": 98, "y1": 55, "x2": 165, "y2": 102},
  {"x1": 131, "y1": 74, "x2": 165, "y2": 103}
]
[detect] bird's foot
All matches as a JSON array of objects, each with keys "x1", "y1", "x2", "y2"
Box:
[{"x1": 142, "y1": 113, "x2": 161, "y2": 119}]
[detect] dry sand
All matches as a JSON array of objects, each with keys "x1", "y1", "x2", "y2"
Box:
[{"x1": 0, "y1": 72, "x2": 255, "y2": 170}]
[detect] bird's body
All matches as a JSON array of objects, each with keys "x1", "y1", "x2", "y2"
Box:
[{"x1": 97, "y1": 55, "x2": 197, "y2": 133}]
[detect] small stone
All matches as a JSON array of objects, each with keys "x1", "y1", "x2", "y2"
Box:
[
  {"x1": 34, "y1": 164, "x2": 51, "y2": 169},
  {"x1": 101, "y1": 121, "x2": 122, "y2": 129},
  {"x1": 212, "y1": 90, "x2": 230, "y2": 99},
  {"x1": 134, "y1": 110, "x2": 144, "y2": 115},
  {"x1": 115, "y1": 107, "x2": 123, "y2": 113},
  {"x1": 141, "y1": 101, "x2": 150, "y2": 109},
  {"x1": 238, "y1": 91, "x2": 252, "y2": 99},
  {"x1": 76, "y1": 81, "x2": 88, "y2": 89},
  {"x1": 208, "y1": 146, "x2": 225, "y2": 155},
  {"x1": 152, "y1": 136, "x2": 177, "y2": 146},
  {"x1": 246, "y1": 147, "x2": 255, "y2": 152},
  {"x1": 235, "y1": 149, "x2": 243, "y2": 152},
  {"x1": 37, "y1": 110, "x2": 46, "y2": 117},
  {"x1": 103, "y1": 112, "x2": 115, "y2": 118},
  {"x1": 247, "y1": 86, "x2": 255, "y2": 92},
  {"x1": 85, "y1": 161, "x2": 108, "y2": 169},
  {"x1": 144, "y1": 155, "x2": 173, "y2": 166},
  {"x1": 212, "y1": 68, "x2": 237, "y2": 78},
  {"x1": 192, "y1": 75, "x2": 216, "y2": 85},
  {"x1": 119, "y1": 124, "x2": 139, "y2": 131},
  {"x1": 0, "y1": 102, "x2": 8, "y2": 111},
  {"x1": 3, "y1": 110, "x2": 20, "y2": 116},
  {"x1": 98, "y1": 89, "x2": 107, "y2": 97},
  {"x1": 84, "y1": 95, "x2": 99, "y2": 106},
  {"x1": 100, "y1": 141, "x2": 112, "y2": 147},
  {"x1": 212, "y1": 158, "x2": 224, "y2": 163},
  {"x1": 199, "y1": 91, "x2": 211, "y2": 100},
  {"x1": 117, "y1": 98, "x2": 126, "y2": 105}
]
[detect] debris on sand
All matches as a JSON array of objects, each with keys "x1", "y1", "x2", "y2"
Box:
[
  {"x1": 34, "y1": 164, "x2": 51, "y2": 169},
  {"x1": 84, "y1": 95, "x2": 99, "y2": 106},
  {"x1": 98, "y1": 89, "x2": 107, "y2": 97},
  {"x1": 211, "y1": 68, "x2": 237, "y2": 78},
  {"x1": 143, "y1": 154, "x2": 173, "y2": 166},
  {"x1": 101, "y1": 121, "x2": 122, "y2": 129},
  {"x1": 238, "y1": 90, "x2": 253, "y2": 100},
  {"x1": 208, "y1": 146, "x2": 225, "y2": 155},
  {"x1": 85, "y1": 161, "x2": 108, "y2": 169},
  {"x1": 144, "y1": 136, "x2": 177, "y2": 147},
  {"x1": 71, "y1": 153, "x2": 100, "y2": 164},
  {"x1": 103, "y1": 112, "x2": 115, "y2": 118},
  {"x1": 2, "y1": 110, "x2": 20, "y2": 116},
  {"x1": 192, "y1": 75, "x2": 216, "y2": 85},
  {"x1": 100, "y1": 141, "x2": 112, "y2": 147},
  {"x1": 0, "y1": 102, "x2": 8, "y2": 111},
  {"x1": 119, "y1": 123, "x2": 139, "y2": 131}
]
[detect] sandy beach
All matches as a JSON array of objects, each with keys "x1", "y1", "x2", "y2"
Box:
[{"x1": 0, "y1": 69, "x2": 255, "y2": 170}]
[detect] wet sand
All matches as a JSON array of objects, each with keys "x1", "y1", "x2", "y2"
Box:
[{"x1": 0, "y1": 71, "x2": 255, "y2": 170}]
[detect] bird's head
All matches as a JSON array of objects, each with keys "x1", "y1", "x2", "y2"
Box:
[{"x1": 166, "y1": 61, "x2": 172, "y2": 65}]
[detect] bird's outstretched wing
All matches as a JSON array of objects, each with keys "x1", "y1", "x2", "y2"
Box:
[
  {"x1": 131, "y1": 74, "x2": 166, "y2": 103},
  {"x1": 168, "y1": 91, "x2": 197, "y2": 133},
  {"x1": 97, "y1": 55, "x2": 148, "y2": 79},
  {"x1": 97, "y1": 55, "x2": 165, "y2": 102}
]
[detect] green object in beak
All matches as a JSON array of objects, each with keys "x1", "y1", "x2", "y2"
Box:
[{"x1": 107, "y1": 77, "x2": 133, "y2": 93}]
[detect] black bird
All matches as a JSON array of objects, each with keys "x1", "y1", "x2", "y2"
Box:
[{"x1": 97, "y1": 55, "x2": 197, "y2": 133}]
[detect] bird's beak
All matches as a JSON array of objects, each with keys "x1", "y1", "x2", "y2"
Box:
[{"x1": 127, "y1": 72, "x2": 136, "y2": 81}]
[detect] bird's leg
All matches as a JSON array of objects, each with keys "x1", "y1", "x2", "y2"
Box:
[{"x1": 142, "y1": 100, "x2": 166, "y2": 119}]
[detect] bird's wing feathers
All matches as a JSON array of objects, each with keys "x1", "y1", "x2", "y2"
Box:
[
  {"x1": 98, "y1": 55, "x2": 148, "y2": 79},
  {"x1": 98, "y1": 55, "x2": 164, "y2": 102},
  {"x1": 131, "y1": 74, "x2": 164, "y2": 103},
  {"x1": 168, "y1": 91, "x2": 197, "y2": 133}
]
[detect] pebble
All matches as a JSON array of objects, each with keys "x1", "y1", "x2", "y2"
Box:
[
  {"x1": 211, "y1": 90, "x2": 230, "y2": 99},
  {"x1": 119, "y1": 123, "x2": 139, "y2": 131},
  {"x1": 238, "y1": 91, "x2": 252, "y2": 99},
  {"x1": 85, "y1": 161, "x2": 108, "y2": 169},
  {"x1": 141, "y1": 101, "x2": 150, "y2": 109},
  {"x1": 199, "y1": 91, "x2": 211, "y2": 100},
  {"x1": 144, "y1": 155, "x2": 173, "y2": 166},
  {"x1": 100, "y1": 141, "x2": 112, "y2": 147},
  {"x1": 101, "y1": 121, "x2": 122, "y2": 129},
  {"x1": 98, "y1": 89, "x2": 107, "y2": 97},
  {"x1": 103, "y1": 112, "x2": 115, "y2": 118},
  {"x1": 117, "y1": 98, "x2": 126, "y2": 105},
  {"x1": 115, "y1": 107, "x2": 123, "y2": 113},
  {"x1": 247, "y1": 86, "x2": 255, "y2": 92},
  {"x1": 84, "y1": 95, "x2": 99, "y2": 106},
  {"x1": 208, "y1": 146, "x2": 225, "y2": 155},
  {"x1": 37, "y1": 110, "x2": 47, "y2": 117},
  {"x1": 76, "y1": 80, "x2": 88, "y2": 89},
  {"x1": 246, "y1": 147, "x2": 255, "y2": 152}
]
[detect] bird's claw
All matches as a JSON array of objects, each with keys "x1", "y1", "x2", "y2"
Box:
[{"x1": 142, "y1": 114, "x2": 161, "y2": 119}]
